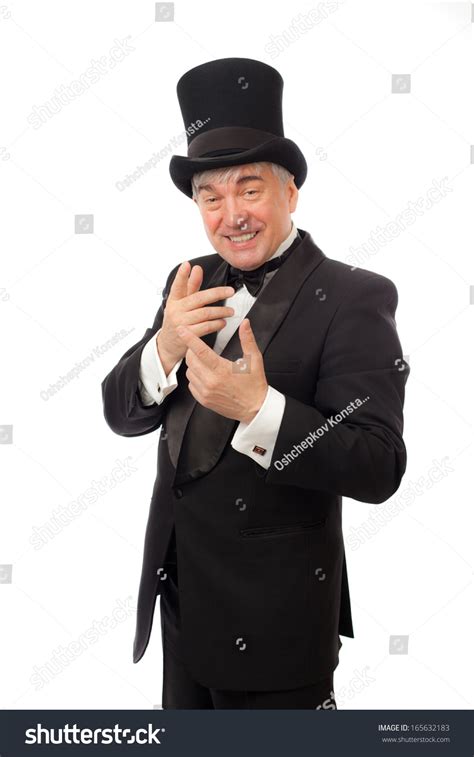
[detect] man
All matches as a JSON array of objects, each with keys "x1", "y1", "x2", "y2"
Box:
[{"x1": 101, "y1": 58, "x2": 410, "y2": 709}]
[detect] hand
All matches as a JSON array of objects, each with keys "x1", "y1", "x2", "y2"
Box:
[
  {"x1": 177, "y1": 318, "x2": 269, "y2": 424},
  {"x1": 158, "y1": 261, "x2": 235, "y2": 369}
]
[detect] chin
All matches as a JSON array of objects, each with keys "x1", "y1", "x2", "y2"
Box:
[{"x1": 232, "y1": 254, "x2": 266, "y2": 271}]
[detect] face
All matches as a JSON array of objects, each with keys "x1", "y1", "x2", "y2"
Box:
[{"x1": 193, "y1": 164, "x2": 299, "y2": 270}]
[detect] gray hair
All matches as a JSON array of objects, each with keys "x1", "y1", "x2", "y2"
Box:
[{"x1": 191, "y1": 161, "x2": 294, "y2": 199}]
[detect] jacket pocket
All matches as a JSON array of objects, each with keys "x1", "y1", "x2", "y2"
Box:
[{"x1": 240, "y1": 517, "x2": 326, "y2": 539}]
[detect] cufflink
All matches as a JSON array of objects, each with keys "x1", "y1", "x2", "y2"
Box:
[
  {"x1": 156, "y1": 383, "x2": 161, "y2": 392},
  {"x1": 252, "y1": 445, "x2": 267, "y2": 456}
]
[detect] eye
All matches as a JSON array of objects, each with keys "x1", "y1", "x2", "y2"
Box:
[
  {"x1": 204, "y1": 197, "x2": 217, "y2": 204},
  {"x1": 244, "y1": 189, "x2": 258, "y2": 197}
]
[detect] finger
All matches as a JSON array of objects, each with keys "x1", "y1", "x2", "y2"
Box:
[
  {"x1": 187, "y1": 264, "x2": 203, "y2": 297},
  {"x1": 184, "y1": 285, "x2": 235, "y2": 311},
  {"x1": 167, "y1": 261, "x2": 192, "y2": 301},
  {"x1": 185, "y1": 366, "x2": 204, "y2": 394},
  {"x1": 184, "y1": 305, "x2": 234, "y2": 326},
  {"x1": 186, "y1": 379, "x2": 202, "y2": 405},
  {"x1": 238, "y1": 318, "x2": 260, "y2": 355},
  {"x1": 176, "y1": 325, "x2": 220, "y2": 369},
  {"x1": 190, "y1": 319, "x2": 227, "y2": 337},
  {"x1": 184, "y1": 344, "x2": 216, "y2": 379}
]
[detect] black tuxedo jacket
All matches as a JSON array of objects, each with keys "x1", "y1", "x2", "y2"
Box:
[{"x1": 101, "y1": 228, "x2": 409, "y2": 691}]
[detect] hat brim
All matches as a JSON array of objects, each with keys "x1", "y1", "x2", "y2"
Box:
[{"x1": 169, "y1": 137, "x2": 307, "y2": 199}]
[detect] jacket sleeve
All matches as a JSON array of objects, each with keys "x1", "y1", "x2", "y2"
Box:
[
  {"x1": 101, "y1": 262, "x2": 181, "y2": 437},
  {"x1": 263, "y1": 274, "x2": 410, "y2": 504}
]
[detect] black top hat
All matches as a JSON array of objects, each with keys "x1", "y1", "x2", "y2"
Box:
[{"x1": 169, "y1": 57, "x2": 307, "y2": 198}]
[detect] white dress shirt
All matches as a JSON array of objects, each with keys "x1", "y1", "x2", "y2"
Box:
[{"x1": 138, "y1": 221, "x2": 299, "y2": 469}]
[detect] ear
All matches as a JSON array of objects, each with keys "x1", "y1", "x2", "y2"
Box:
[{"x1": 288, "y1": 179, "x2": 298, "y2": 214}]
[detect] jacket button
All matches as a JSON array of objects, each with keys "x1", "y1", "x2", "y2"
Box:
[{"x1": 175, "y1": 488, "x2": 183, "y2": 498}]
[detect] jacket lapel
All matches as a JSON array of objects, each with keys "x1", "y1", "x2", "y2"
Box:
[{"x1": 169, "y1": 228, "x2": 326, "y2": 486}]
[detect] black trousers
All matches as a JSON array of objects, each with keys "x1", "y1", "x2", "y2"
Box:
[{"x1": 159, "y1": 529, "x2": 337, "y2": 709}]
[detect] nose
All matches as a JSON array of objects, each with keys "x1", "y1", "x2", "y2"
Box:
[{"x1": 221, "y1": 201, "x2": 251, "y2": 233}]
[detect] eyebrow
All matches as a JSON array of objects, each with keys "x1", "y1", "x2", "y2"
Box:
[{"x1": 197, "y1": 175, "x2": 264, "y2": 194}]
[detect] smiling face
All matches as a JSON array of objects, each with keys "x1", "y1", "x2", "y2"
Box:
[{"x1": 192, "y1": 162, "x2": 299, "y2": 271}]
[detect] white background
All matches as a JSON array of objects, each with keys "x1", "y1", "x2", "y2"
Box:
[{"x1": 0, "y1": 0, "x2": 472, "y2": 710}]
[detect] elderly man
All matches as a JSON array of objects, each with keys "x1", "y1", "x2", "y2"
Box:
[{"x1": 101, "y1": 58, "x2": 409, "y2": 709}]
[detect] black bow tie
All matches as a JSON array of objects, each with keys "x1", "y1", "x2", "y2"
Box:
[{"x1": 226, "y1": 235, "x2": 299, "y2": 297}]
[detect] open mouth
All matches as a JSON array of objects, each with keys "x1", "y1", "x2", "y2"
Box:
[{"x1": 225, "y1": 230, "x2": 260, "y2": 244}]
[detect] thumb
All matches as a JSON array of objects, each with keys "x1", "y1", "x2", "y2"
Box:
[{"x1": 239, "y1": 318, "x2": 260, "y2": 356}]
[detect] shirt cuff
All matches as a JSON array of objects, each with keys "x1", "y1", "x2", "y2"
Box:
[
  {"x1": 138, "y1": 328, "x2": 183, "y2": 406},
  {"x1": 231, "y1": 386, "x2": 286, "y2": 469}
]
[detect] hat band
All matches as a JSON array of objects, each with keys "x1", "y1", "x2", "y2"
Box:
[{"x1": 187, "y1": 126, "x2": 278, "y2": 158}]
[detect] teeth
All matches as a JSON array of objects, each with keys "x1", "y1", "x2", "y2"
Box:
[{"x1": 228, "y1": 232, "x2": 257, "y2": 242}]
